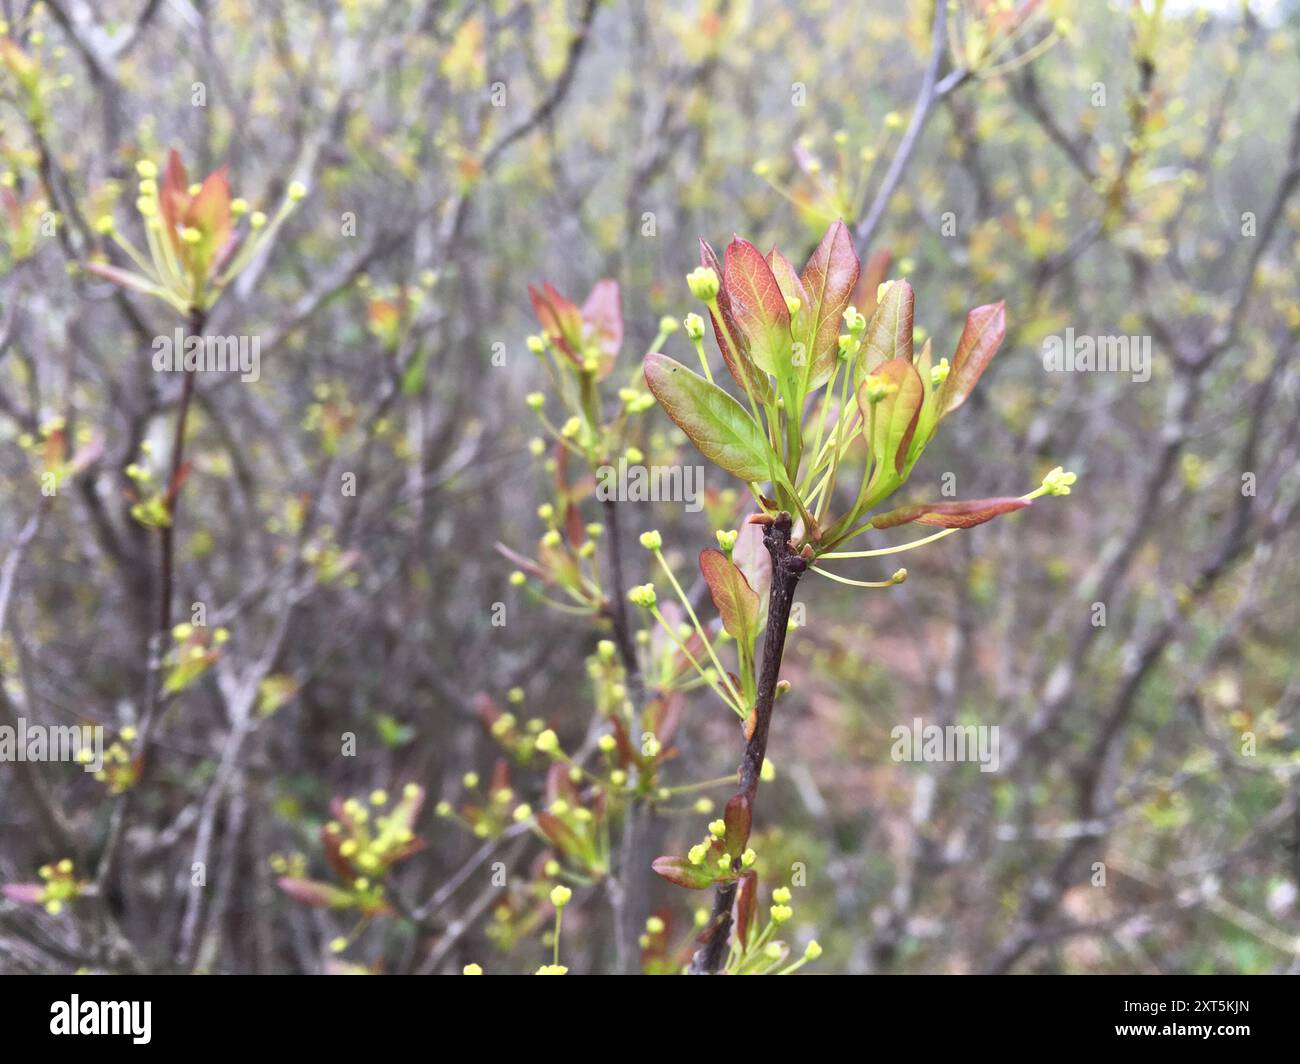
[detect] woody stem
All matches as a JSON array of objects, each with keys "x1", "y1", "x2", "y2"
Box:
[{"x1": 689, "y1": 513, "x2": 804, "y2": 974}]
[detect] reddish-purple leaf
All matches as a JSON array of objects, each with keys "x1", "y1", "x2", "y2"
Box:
[
  {"x1": 800, "y1": 220, "x2": 860, "y2": 389},
  {"x1": 699, "y1": 548, "x2": 761, "y2": 646},
  {"x1": 536, "y1": 811, "x2": 582, "y2": 855},
  {"x1": 646, "y1": 692, "x2": 684, "y2": 749},
  {"x1": 938, "y1": 301, "x2": 1006, "y2": 417},
  {"x1": 277, "y1": 877, "x2": 355, "y2": 909},
  {"x1": 723, "y1": 793, "x2": 752, "y2": 857},
  {"x1": 767, "y1": 247, "x2": 809, "y2": 318},
  {"x1": 1, "y1": 883, "x2": 44, "y2": 905},
  {"x1": 68, "y1": 433, "x2": 105, "y2": 476},
  {"x1": 701, "y1": 239, "x2": 771, "y2": 403},
  {"x1": 652, "y1": 856, "x2": 716, "y2": 890},
  {"x1": 852, "y1": 248, "x2": 892, "y2": 317},
  {"x1": 528, "y1": 282, "x2": 583, "y2": 363},
  {"x1": 730, "y1": 517, "x2": 772, "y2": 604},
  {"x1": 544, "y1": 762, "x2": 580, "y2": 806},
  {"x1": 160, "y1": 148, "x2": 189, "y2": 254},
  {"x1": 734, "y1": 871, "x2": 759, "y2": 948},
  {"x1": 724, "y1": 237, "x2": 791, "y2": 378},
  {"x1": 581, "y1": 279, "x2": 622, "y2": 368},
  {"x1": 871, "y1": 496, "x2": 1031, "y2": 530}
]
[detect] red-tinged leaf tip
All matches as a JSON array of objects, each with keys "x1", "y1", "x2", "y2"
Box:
[
  {"x1": 723, "y1": 236, "x2": 791, "y2": 377},
  {"x1": 853, "y1": 248, "x2": 893, "y2": 316},
  {"x1": 277, "y1": 877, "x2": 354, "y2": 908},
  {"x1": 870, "y1": 496, "x2": 1031, "y2": 530},
  {"x1": 730, "y1": 518, "x2": 772, "y2": 602},
  {"x1": 581, "y1": 279, "x2": 623, "y2": 363},
  {"x1": 160, "y1": 148, "x2": 190, "y2": 244},
  {"x1": 939, "y1": 301, "x2": 1007, "y2": 417},
  {"x1": 535, "y1": 811, "x2": 582, "y2": 855},
  {"x1": 186, "y1": 166, "x2": 233, "y2": 256},
  {"x1": 766, "y1": 246, "x2": 809, "y2": 312},
  {"x1": 652, "y1": 856, "x2": 715, "y2": 890},
  {"x1": 799, "y1": 220, "x2": 860, "y2": 389},
  {"x1": 1, "y1": 883, "x2": 44, "y2": 905},
  {"x1": 699, "y1": 238, "x2": 772, "y2": 402},
  {"x1": 529, "y1": 282, "x2": 583, "y2": 362}
]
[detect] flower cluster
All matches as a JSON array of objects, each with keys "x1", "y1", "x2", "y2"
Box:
[
  {"x1": 276, "y1": 783, "x2": 426, "y2": 919},
  {"x1": 2, "y1": 859, "x2": 86, "y2": 915},
  {"x1": 643, "y1": 222, "x2": 1078, "y2": 588},
  {"x1": 86, "y1": 149, "x2": 305, "y2": 315},
  {"x1": 162, "y1": 623, "x2": 229, "y2": 695}
]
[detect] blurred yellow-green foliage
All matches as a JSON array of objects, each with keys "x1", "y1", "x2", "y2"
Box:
[{"x1": 0, "y1": 0, "x2": 1298, "y2": 975}]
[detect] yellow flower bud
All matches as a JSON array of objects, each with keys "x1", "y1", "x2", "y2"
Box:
[{"x1": 686, "y1": 266, "x2": 720, "y2": 302}]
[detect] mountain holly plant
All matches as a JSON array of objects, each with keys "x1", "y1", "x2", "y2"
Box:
[
  {"x1": 83, "y1": 150, "x2": 304, "y2": 842},
  {"x1": 639, "y1": 221, "x2": 1076, "y2": 973},
  {"x1": 86, "y1": 149, "x2": 304, "y2": 642},
  {"x1": 459, "y1": 222, "x2": 1074, "y2": 976}
]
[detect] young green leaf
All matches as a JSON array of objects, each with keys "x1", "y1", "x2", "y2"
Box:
[
  {"x1": 859, "y1": 358, "x2": 923, "y2": 475},
  {"x1": 643, "y1": 352, "x2": 776, "y2": 484},
  {"x1": 699, "y1": 548, "x2": 761, "y2": 647},
  {"x1": 870, "y1": 496, "x2": 1030, "y2": 529},
  {"x1": 856, "y1": 279, "x2": 914, "y2": 384}
]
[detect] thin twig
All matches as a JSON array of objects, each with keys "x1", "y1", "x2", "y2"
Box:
[{"x1": 854, "y1": 3, "x2": 967, "y2": 253}]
